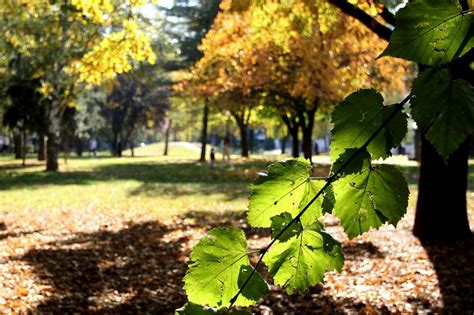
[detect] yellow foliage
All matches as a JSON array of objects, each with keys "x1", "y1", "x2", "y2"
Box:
[{"x1": 75, "y1": 20, "x2": 156, "y2": 86}]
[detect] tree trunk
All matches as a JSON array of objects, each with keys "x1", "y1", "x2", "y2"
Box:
[
  {"x1": 13, "y1": 132, "x2": 22, "y2": 159},
  {"x1": 75, "y1": 137, "x2": 83, "y2": 157},
  {"x1": 281, "y1": 114, "x2": 299, "y2": 158},
  {"x1": 164, "y1": 118, "x2": 171, "y2": 156},
  {"x1": 414, "y1": 48, "x2": 473, "y2": 241},
  {"x1": 63, "y1": 134, "x2": 69, "y2": 165},
  {"x1": 130, "y1": 140, "x2": 135, "y2": 157},
  {"x1": 238, "y1": 122, "x2": 249, "y2": 158},
  {"x1": 199, "y1": 101, "x2": 209, "y2": 162},
  {"x1": 38, "y1": 132, "x2": 46, "y2": 161},
  {"x1": 414, "y1": 136, "x2": 470, "y2": 241},
  {"x1": 281, "y1": 135, "x2": 287, "y2": 154},
  {"x1": 46, "y1": 110, "x2": 60, "y2": 172},
  {"x1": 21, "y1": 128, "x2": 27, "y2": 166},
  {"x1": 290, "y1": 127, "x2": 299, "y2": 158},
  {"x1": 299, "y1": 109, "x2": 316, "y2": 162}
]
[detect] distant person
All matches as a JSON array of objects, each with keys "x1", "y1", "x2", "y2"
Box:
[
  {"x1": 314, "y1": 141, "x2": 319, "y2": 155},
  {"x1": 210, "y1": 147, "x2": 216, "y2": 167},
  {"x1": 89, "y1": 139, "x2": 97, "y2": 157},
  {"x1": 222, "y1": 136, "x2": 231, "y2": 163}
]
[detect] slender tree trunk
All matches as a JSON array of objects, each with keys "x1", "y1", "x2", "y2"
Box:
[
  {"x1": 281, "y1": 114, "x2": 299, "y2": 158},
  {"x1": 21, "y1": 128, "x2": 27, "y2": 166},
  {"x1": 63, "y1": 134, "x2": 68, "y2": 165},
  {"x1": 13, "y1": 132, "x2": 22, "y2": 159},
  {"x1": 414, "y1": 136, "x2": 470, "y2": 241},
  {"x1": 199, "y1": 101, "x2": 209, "y2": 162},
  {"x1": 75, "y1": 137, "x2": 83, "y2": 157},
  {"x1": 164, "y1": 119, "x2": 171, "y2": 156},
  {"x1": 130, "y1": 140, "x2": 135, "y2": 157},
  {"x1": 238, "y1": 122, "x2": 249, "y2": 158},
  {"x1": 299, "y1": 109, "x2": 316, "y2": 162},
  {"x1": 46, "y1": 109, "x2": 60, "y2": 172},
  {"x1": 281, "y1": 135, "x2": 287, "y2": 154},
  {"x1": 112, "y1": 133, "x2": 120, "y2": 157},
  {"x1": 38, "y1": 132, "x2": 46, "y2": 161}
]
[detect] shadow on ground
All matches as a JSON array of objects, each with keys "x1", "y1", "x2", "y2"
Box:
[
  {"x1": 422, "y1": 235, "x2": 474, "y2": 312},
  {"x1": 16, "y1": 210, "x2": 472, "y2": 314}
]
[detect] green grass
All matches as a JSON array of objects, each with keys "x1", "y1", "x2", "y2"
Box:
[{"x1": 1, "y1": 142, "x2": 473, "y2": 225}]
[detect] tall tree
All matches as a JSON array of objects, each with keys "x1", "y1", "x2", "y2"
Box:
[{"x1": 0, "y1": 0, "x2": 157, "y2": 171}]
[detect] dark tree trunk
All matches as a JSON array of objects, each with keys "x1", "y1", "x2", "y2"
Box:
[
  {"x1": 112, "y1": 133, "x2": 122, "y2": 157},
  {"x1": 14, "y1": 132, "x2": 22, "y2": 159},
  {"x1": 46, "y1": 131, "x2": 59, "y2": 171},
  {"x1": 199, "y1": 102, "x2": 209, "y2": 162},
  {"x1": 414, "y1": 136, "x2": 470, "y2": 241},
  {"x1": 76, "y1": 137, "x2": 83, "y2": 157},
  {"x1": 299, "y1": 109, "x2": 316, "y2": 162},
  {"x1": 130, "y1": 140, "x2": 135, "y2": 157},
  {"x1": 21, "y1": 128, "x2": 27, "y2": 166},
  {"x1": 414, "y1": 49, "x2": 473, "y2": 241},
  {"x1": 46, "y1": 111, "x2": 60, "y2": 172},
  {"x1": 281, "y1": 135, "x2": 288, "y2": 154},
  {"x1": 281, "y1": 114, "x2": 299, "y2": 158},
  {"x1": 290, "y1": 128, "x2": 299, "y2": 158},
  {"x1": 238, "y1": 122, "x2": 249, "y2": 158},
  {"x1": 63, "y1": 134, "x2": 69, "y2": 165},
  {"x1": 38, "y1": 132, "x2": 46, "y2": 161},
  {"x1": 163, "y1": 119, "x2": 171, "y2": 156}
]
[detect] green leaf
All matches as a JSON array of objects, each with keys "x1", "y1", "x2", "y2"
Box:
[
  {"x1": 332, "y1": 162, "x2": 409, "y2": 239},
  {"x1": 175, "y1": 302, "x2": 250, "y2": 315},
  {"x1": 248, "y1": 158, "x2": 326, "y2": 227},
  {"x1": 381, "y1": 0, "x2": 474, "y2": 65},
  {"x1": 330, "y1": 89, "x2": 407, "y2": 161},
  {"x1": 183, "y1": 228, "x2": 267, "y2": 308},
  {"x1": 270, "y1": 212, "x2": 302, "y2": 242},
  {"x1": 331, "y1": 148, "x2": 371, "y2": 177},
  {"x1": 175, "y1": 303, "x2": 216, "y2": 315},
  {"x1": 411, "y1": 68, "x2": 474, "y2": 160},
  {"x1": 263, "y1": 215, "x2": 344, "y2": 294}
]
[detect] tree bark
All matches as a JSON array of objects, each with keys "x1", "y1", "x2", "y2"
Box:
[
  {"x1": 199, "y1": 101, "x2": 209, "y2": 162},
  {"x1": 281, "y1": 135, "x2": 287, "y2": 154},
  {"x1": 298, "y1": 109, "x2": 316, "y2": 162},
  {"x1": 414, "y1": 136, "x2": 470, "y2": 241},
  {"x1": 21, "y1": 128, "x2": 27, "y2": 166},
  {"x1": 238, "y1": 122, "x2": 249, "y2": 158},
  {"x1": 38, "y1": 132, "x2": 46, "y2": 161},
  {"x1": 63, "y1": 134, "x2": 69, "y2": 165},
  {"x1": 46, "y1": 109, "x2": 60, "y2": 172},
  {"x1": 281, "y1": 114, "x2": 299, "y2": 158},
  {"x1": 130, "y1": 140, "x2": 135, "y2": 157},
  {"x1": 414, "y1": 49, "x2": 473, "y2": 241},
  {"x1": 163, "y1": 118, "x2": 171, "y2": 156},
  {"x1": 75, "y1": 137, "x2": 83, "y2": 157},
  {"x1": 13, "y1": 132, "x2": 22, "y2": 159}
]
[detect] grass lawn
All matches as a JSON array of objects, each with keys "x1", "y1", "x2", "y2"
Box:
[{"x1": 0, "y1": 142, "x2": 473, "y2": 313}]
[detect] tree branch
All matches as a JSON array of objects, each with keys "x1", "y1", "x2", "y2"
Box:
[{"x1": 328, "y1": 0, "x2": 392, "y2": 41}]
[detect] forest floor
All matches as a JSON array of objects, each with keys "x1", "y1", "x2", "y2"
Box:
[{"x1": 0, "y1": 142, "x2": 473, "y2": 314}]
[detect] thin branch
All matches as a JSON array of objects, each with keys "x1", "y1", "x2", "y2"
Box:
[
  {"x1": 328, "y1": 0, "x2": 392, "y2": 41},
  {"x1": 228, "y1": 93, "x2": 413, "y2": 310}
]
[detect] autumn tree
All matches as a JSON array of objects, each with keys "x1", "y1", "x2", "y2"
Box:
[
  {"x1": 190, "y1": 0, "x2": 410, "y2": 161},
  {"x1": 0, "y1": 0, "x2": 157, "y2": 171}
]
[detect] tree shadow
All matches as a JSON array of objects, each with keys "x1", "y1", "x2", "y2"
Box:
[
  {"x1": 15, "y1": 210, "x2": 391, "y2": 314},
  {"x1": 17, "y1": 221, "x2": 189, "y2": 313},
  {"x1": 0, "y1": 229, "x2": 42, "y2": 241},
  {"x1": 422, "y1": 235, "x2": 474, "y2": 312}
]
